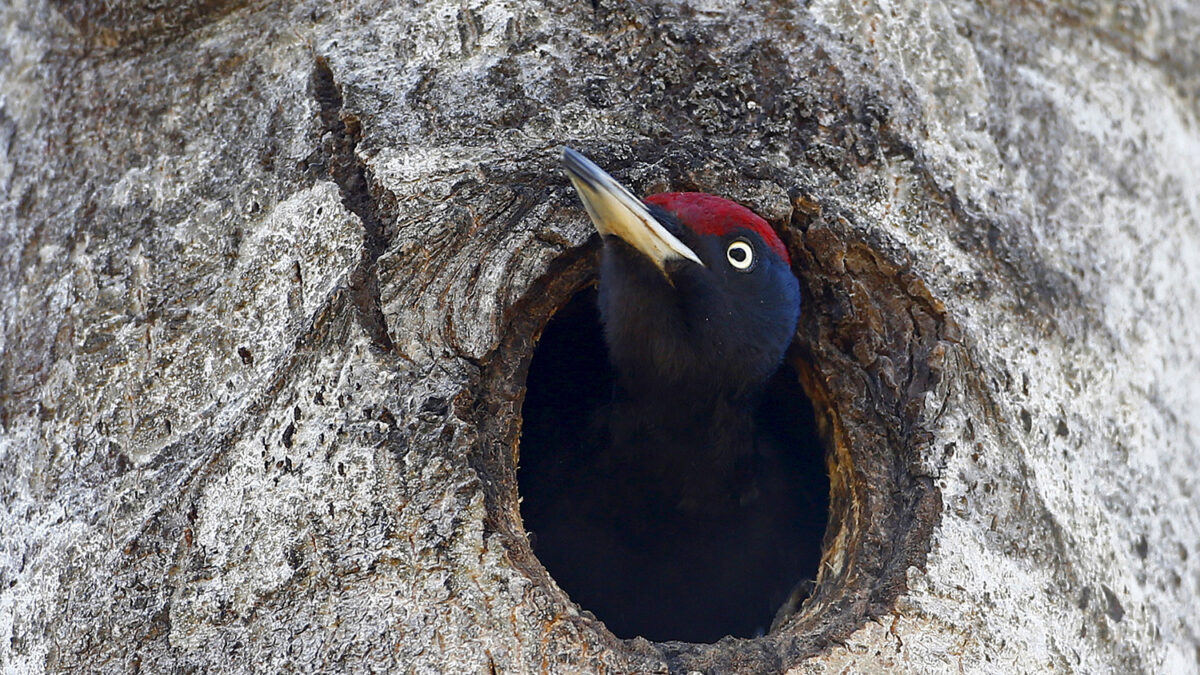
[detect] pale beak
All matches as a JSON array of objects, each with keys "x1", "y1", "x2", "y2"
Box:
[{"x1": 562, "y1": 147, "x2": 704, "y2": 271}]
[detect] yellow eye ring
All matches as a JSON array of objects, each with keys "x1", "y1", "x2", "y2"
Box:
[{"x1": 726, "y1": 240, "x2": 754, "y2": 271}]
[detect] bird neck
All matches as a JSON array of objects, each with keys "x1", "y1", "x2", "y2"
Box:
[{"x1": 605, "y1": 384, "x2": 761, "y2": 512}]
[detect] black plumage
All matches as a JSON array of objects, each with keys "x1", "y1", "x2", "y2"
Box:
[{"x1": 517, "y1": 150, "x2": 827, "y2": 642}]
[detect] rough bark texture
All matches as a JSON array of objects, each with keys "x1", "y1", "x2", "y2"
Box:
[{"x1": 2, "y1": 0, "x2": 1199, "y2": 672}]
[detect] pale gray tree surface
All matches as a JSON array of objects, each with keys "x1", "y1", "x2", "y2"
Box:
[{"x1": 1, "y1": 0, "x2": 1198, "y2": 672}]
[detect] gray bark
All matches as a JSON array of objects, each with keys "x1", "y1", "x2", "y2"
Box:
[{"x1": 2, "y1": 0, "x2": 1198, "y2": 672}]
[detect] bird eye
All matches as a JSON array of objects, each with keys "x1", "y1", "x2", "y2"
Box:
[{"x1": 726, "y1": 240, "x2": 754, "y2": 271}]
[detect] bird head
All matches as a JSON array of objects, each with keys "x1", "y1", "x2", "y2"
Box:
[{"x1": 562, "y1": 148, "x2": 801, "y2": 404}]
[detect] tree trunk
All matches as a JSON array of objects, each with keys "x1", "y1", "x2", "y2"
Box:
[{"x1": 2, "y1": 0, "x2": 1197, "y2": 672}]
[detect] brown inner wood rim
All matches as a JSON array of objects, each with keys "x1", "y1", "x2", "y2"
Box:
[{"x1": 474, "y1": 211, "x2": 950, "y2": 672}]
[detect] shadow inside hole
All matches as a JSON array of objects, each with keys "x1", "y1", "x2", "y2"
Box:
[{"x1": 518, "y1": 286, "x2": 829, "y2": 643}]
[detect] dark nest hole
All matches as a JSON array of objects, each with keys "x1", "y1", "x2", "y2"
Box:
[
  {"x1": 517, "y1": 286, "x2": 830, "y2": 643},
  {"x1": 478, "y1": 221, "x2": 946, "y2": 672}
]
